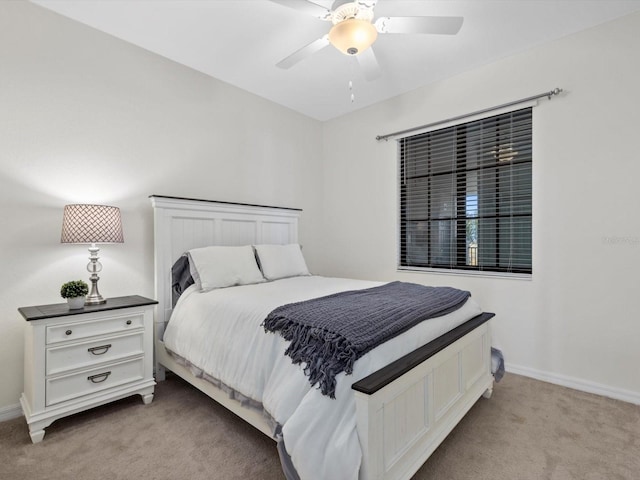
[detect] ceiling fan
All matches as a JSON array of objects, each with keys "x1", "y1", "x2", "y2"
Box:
[{"x1": 269, "y1": 0, "x2": 464, "y2": 80}]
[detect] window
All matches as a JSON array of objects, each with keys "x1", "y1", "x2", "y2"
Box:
[{"x1": 399, "y1": 107, "x2": 532, "y2": 275}]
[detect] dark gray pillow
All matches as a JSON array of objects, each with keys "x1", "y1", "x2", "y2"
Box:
[{"x1": 171, "y1": 255, "x2": 194, "y2": 307}]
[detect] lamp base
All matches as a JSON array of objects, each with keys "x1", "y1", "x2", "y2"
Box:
[
  {"x1": 85, "y1": 294, "x2": 106, "y2": 306},
  {"x1": 86, "y1": 244, "x2": 106, "y2": 305}
]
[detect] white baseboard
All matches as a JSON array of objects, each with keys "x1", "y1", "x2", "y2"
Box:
[
  {"x1": 0, "y1": 403, "x2": 23, "y2": 422},
  {"x1": 505, "y1": 363, "x2": 640, "y2": 405}
]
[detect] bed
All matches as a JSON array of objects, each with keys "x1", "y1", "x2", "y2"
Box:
[{"x1": 150, "y1": 195, "x2": 495, "y2": 480}]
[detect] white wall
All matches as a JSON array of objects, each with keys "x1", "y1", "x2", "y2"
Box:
[
  {"x1": 319, "y1": 12, "x2": 640, "y2": 403},
  {"x1": 0, "y1": 2, "x2": 323, "y2": 412}
]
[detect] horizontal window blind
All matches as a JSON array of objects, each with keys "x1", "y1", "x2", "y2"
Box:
[{"x1": 399, "y1": 107, "x2": 532, "y2": 274}]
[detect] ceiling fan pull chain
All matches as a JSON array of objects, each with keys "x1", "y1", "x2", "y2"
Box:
[{"x1": 348, "y1": 55, "x2": 357, "y2": 103}]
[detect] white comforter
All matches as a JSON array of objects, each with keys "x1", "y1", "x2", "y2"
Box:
[{"x1": 163, "y1": 276, "x2": 482, "y2": 480}]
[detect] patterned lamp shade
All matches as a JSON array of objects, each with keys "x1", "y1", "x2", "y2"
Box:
[{"x1": 61, "y1": 204, "x2": 124, "y2": 244}]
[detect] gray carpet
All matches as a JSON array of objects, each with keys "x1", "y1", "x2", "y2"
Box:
[{"x1": 0, "y1": 373, "x2": 638, "y2": 480}]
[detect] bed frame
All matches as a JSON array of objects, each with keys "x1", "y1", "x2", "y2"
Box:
[{"x1": 150, "y1": 194, "x2": 494, "y2": 480}]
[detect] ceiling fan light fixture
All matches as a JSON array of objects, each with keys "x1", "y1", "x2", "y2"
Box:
[{"x1": 328, "y1": 18, "x2": 378, "y2": 56}]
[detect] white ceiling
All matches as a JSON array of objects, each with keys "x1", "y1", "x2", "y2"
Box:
[{"x1": 32, "y1": 0, "x2": 640, "y2": 121}]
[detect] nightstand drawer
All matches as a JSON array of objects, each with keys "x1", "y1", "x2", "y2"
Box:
[
  {"x1": 46, "y1": 313, "x2": 144, "y2": 345},
  {"x1": 46, "y1": 331, "x2": 145, "y2": 376},
  {"x1": 46, "y1": 357, "x2": 145, "y2": 406}
]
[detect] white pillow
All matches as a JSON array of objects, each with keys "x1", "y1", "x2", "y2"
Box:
[
  {"x1": 187, "y1": 245, "x2": 265, "y2": 292},
  {"x1": 254, "y1": 244, "x2": 310, "y2": 281}
]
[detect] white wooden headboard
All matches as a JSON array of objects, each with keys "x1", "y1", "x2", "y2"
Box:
[{"x1": 149, "y1": 195, "x2": 302, "y2": 336}]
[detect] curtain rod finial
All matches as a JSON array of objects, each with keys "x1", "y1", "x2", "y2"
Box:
[{"x1": 549, "y1": 87, "x2": 562, "y2": 99}]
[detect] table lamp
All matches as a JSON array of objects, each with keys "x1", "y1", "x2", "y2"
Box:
[{"x1": 61, "y1": 204, "x2": 124, "y2": 305}]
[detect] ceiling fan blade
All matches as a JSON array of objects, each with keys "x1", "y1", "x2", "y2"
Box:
[
  {"x1": 268, "y1": 0, "x2": 332, "y2": 20},
  {"x1": 356, "y1": 47, "x2": 382, "y2": 81},
  {"x1": 375, "y1": 16, "x2": 464, "y2": 35},
  {"x1": 276, "y1": 35, "x2": 331, "y2": 69}
]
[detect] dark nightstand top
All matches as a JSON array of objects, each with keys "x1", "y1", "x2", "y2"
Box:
[{"x1": 18, "y1": 295, "x2": 158, "y2": 321}]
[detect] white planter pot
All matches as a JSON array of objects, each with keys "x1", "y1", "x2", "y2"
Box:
[{"x1": 67, "y1": 296, "x2": 86, "y2": 310}]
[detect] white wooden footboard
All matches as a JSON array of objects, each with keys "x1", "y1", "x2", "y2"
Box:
[{"x1": 353, "y1": 314, "x2": 493, "y2": 480}]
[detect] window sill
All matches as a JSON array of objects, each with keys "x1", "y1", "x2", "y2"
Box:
[{"x1": 397, "y1": 266, "x2": 532, "y2": 281}]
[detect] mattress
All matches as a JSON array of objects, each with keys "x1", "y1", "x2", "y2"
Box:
[{"x1": 163, "y1": 275, "x2": 482, "y2": 480}]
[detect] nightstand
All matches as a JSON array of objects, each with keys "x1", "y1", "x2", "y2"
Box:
[{"x1": 19, "y1": 295, "x2": 157, "y2": 443}]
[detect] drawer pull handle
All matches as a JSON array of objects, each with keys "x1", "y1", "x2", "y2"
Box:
[
  {"x1": 65, "y1": 330, "x2": 72, "y2": 336},
  {"x1": 126, "y1": 320, "x2": 132, "y2": 325},
  {"x1": 87, "y1": 344, "x2": 112, "y2": 355},
  {"x1": 87, "y1": 371, "x2": 111, "y2": 383}
]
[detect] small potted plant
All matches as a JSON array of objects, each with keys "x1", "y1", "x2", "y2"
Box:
[{"x1": 60, "y1": 280, "x2": 89, "y2": 309}]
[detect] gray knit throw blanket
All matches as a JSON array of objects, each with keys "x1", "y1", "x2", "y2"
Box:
[{"x1": 262, "y1": 281, "x2": 470, "y2": 398}]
